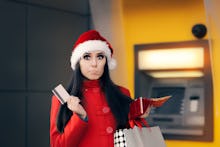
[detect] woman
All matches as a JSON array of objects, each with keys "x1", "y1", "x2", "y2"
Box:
[{"x1": 50, "y1": 30, "x2": 147, "y2": 147}]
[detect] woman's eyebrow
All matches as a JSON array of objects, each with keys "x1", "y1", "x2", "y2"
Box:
[
  {"x1": 83, "y1": 52, "x2": 91, "y2": 55},
  {"x1": 97, "y1": 52, "x2": 105, "y2": 55}
]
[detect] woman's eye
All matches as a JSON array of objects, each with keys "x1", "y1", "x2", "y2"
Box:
[
  {"x1": 83, "y1": 54, "x2": 91, "y2": 60},
  {"x1": 97, "y1": 54, "x2": 105, "y2": 60}
]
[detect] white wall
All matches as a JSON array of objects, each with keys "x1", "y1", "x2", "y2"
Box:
[{"x1": 89, "y1": 0, "x2": 129, "y2": 87}]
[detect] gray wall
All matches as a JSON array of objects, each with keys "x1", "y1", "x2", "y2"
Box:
[{"x1": 0, "y1": 0, "x2": 90, "y2": 146}]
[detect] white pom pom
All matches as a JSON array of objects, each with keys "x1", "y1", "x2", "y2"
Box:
[{"x1": 108, "y1": 58, "x2": 117, "y2": 70}]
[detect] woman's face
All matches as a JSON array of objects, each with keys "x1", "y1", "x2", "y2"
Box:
[{"x1": 79, "y1": 51, "x2": 106, "y2": 80}]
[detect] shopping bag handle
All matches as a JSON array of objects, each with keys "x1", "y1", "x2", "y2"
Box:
[{"x1": 129, "y1": 118, "x2": 149, "y2": 129}]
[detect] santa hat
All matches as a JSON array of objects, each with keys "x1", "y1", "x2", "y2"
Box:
[{"x1": 70, "y1": 30, "x2": 117, "y2": 70}]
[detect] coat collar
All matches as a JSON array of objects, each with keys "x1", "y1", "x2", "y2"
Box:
[{"x1": 82, "y1": 80, "x2": 100, "y2": 88}]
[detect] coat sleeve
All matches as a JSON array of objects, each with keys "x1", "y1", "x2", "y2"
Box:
[
  {"x1": 118, "y1": 86, "x2": 131, "y2": 97},
  {"x1": 50, "y1": 95, "x2": 88, "y2": 147}
]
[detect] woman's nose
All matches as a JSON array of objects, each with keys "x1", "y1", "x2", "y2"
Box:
[{"x1": 91, "y1": 58, "x2": 97, "y2": 67}]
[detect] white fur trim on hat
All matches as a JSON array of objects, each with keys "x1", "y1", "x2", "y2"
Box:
[{"x1": 70, "y1": 40, "x2": 117, "y2": 70}]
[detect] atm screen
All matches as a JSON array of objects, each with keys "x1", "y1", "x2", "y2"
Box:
[{"x1": 150, "y1": 87, "x2": 185, "y2": 115}]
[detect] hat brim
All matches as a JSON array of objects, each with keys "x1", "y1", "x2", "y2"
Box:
[{"x1": 70, "y1": 40, "x2": 117, "y2": 70}]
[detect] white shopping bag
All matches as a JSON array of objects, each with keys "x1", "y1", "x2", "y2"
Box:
[{"x1": 114, "y1": 126, "x2": 166, "y2": 147}]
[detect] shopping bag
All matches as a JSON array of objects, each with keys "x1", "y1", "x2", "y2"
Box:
[{"x1": 114, "y1": 126, "x2": 166, "y2": 147}]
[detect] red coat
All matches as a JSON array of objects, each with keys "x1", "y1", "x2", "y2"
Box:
[{"x1": 50, "y1": 80, "x2": 130, "y2": 147}]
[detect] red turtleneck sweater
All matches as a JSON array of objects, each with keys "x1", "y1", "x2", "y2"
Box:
[{"x1": 50, "y1": 80, "x2": 130, "y2": 147}]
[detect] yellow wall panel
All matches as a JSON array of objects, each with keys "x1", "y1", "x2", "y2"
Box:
[{"x1": 122, "y1": 0, "x2": 220, "y2": 146}]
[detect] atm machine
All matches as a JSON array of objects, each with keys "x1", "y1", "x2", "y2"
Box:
[{"x1": 134, "y1": 40, "x2": 213, "y2": 141}]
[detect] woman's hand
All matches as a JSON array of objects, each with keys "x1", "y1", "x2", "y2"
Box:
[
  {"x1": 67, "y1": 96, "x2": 87, "y2": 119},
  {"x1": 140, "y1": 105, "x2": 152, "y2": 118}
]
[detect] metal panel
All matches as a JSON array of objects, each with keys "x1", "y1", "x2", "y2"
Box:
[
  {"x1": 27, "y1": 92, "x2": 52, "y2": 147},
  {"x1": 0, "y1": 93, "x2": 26, "y2": 147},
  {"x1": 27, "y1": 0, "x2": 90, "y2": 15},
  {"x1": 28, "y1": 6, "x2": 89, "y2": 90},
  {"x1": 0, "y1": 1, "x2": 26, "y2": 90}
]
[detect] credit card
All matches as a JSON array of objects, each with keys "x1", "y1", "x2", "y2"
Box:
[{"x1": 52, "y1": 84, "x2": 70, "y2": 104}]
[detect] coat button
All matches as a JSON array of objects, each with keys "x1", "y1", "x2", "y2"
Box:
[
  {"x1": 106, "y1": 126, "x2": 113, "y2": 134},
  {"x1": 102, "y1": 107, "x2": 110, "y2": 113}
]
